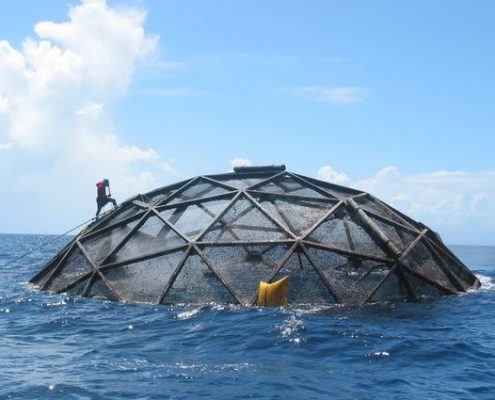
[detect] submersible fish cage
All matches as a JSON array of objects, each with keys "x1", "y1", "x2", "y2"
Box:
[{"x1": 31, "y1": 165, "x2": 480, "y2": 305}]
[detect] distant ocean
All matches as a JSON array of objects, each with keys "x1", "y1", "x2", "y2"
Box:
[{"x1": 1, "y1": 233, "x2": 495, "y2": 399}]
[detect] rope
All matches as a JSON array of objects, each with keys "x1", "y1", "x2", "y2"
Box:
[{"x1": 0, "y1": 208, "x2": 113, "y2": 269}]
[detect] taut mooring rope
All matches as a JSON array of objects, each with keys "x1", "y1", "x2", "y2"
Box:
[{"x1": 0, "y1": 209, "x2": 112, "y2": 269}]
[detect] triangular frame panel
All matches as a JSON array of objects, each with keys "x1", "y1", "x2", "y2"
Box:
[
  {"x1": 199, "y1": 193, "x2": 293, "y2": 243},
  {"x1": 200, "y1": 243, "x2": 293, "y2": 305},
  {"x1": 161, "y1": 250, "x2": 238, "y2": 305},
  {"x1": 255, "y1": 194, "x2": 337, "y2": 237},
  {"x1": 272, "y1": 249, "x2": 337, "y2": 304}
]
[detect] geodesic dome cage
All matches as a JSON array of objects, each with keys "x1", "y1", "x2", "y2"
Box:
[{"x1": 31, "y1": 166, "x2": 480, "y2": 305}]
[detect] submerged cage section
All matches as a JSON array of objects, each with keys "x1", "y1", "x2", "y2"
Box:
[{"x1": 31, "y1": 168, "x2": 480, "y2": 305}]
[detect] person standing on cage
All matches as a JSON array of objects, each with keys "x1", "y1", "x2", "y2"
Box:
[{"x1": 96, "y1": 178, "x2": 117, "y2": 217}]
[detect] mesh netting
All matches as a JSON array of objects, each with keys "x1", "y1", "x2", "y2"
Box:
[
  {"x1": 112, "y1": 215, "x2": 186, "y2": 264},
  {"x1": 159, "y1": 198, "x2": 232, "y2": 240},
  {"x1": 31, "y1": 169, "x2": 480, "y2": 305},
  {"x1": 81, "y1": 217, "x2": 141, "y2": 264},
  {"x1": 273, "y1": 251, "x2": 337, "y2": 304},
  {"x1": 202, "y1": 196, "x2": 291, "y2": 242},
  {"x1": 253, "y1": 175, "x2": 330, "y2": 199},
  {"x1": 43, "y1": 247, "x2": 93, "y2": 293},
  {"x1": 104, "y1": 251, "x2": 185, "y2": 303},
  {"x1": 257, "y1": 196, "x2": 334, "y2": 236},
  {"x1": 306, "y1": 211, "x2": 388, "y2": 259},
  {"x1": 201, "y1": 244, "x2": 291, "y2": 305},
  {"x1": 168, "y1": 180, "x2": 232, "y2": 205},
  {"x1": 162, "y1": 252, "x2": 237, "y2": 304}
]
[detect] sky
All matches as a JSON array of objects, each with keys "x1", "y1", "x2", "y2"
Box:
[{"x1": 0, "y1": 0, "x2": 494, "y2": 245}]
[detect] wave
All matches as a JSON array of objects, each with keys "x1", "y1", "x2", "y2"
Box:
[{"x1": 475, "y1": 274, "x2": 495, "y2": 291}]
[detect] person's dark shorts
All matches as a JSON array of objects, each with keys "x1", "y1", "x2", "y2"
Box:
[{"x1": 97, "y1": 197, "x2": 110, "y2": 208}]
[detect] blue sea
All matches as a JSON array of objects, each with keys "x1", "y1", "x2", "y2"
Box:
[{"x1": 1, "y1": 234, "x2": 495, "y2": 400}]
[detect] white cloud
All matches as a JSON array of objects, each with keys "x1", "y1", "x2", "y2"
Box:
[
  {"x1": 33, "y1": 0, "x2": 157, "y2": 95},
  {"x1": 230, "y1": 158, "x2": 253, "y2": 170},
  {"x1": 75, "y1": 102, "x2": 104, "y2": 119},
  {"x1": 316, "y1": 165, "x2": 495, "y2": 245},
  {"x1": 0, "y1": 92, "x2": 10, "y2": 113},
  {"x1": 0, "y1": 0, "x2": 158, "y2": 150},
  {"x1": 0, "y1": 142, "x2": 13, "y2": 152},
  {"x1": 317, "y1": 165, "x2": 351, "y2": 185},
  {"x1": 282, "y1": 86, "x2": 367, "y2": 104},
  {"x1": 0, "y1": 0, "x2": 173, "y2": 233}
]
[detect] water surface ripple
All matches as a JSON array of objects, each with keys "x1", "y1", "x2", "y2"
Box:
[{"x1": 1, "y1": 234, "x2": 495, "y2": 399}]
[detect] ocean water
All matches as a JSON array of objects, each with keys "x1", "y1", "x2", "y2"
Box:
[{"x1": 1, "y1": 234, "x2": 495, "y2": 400}]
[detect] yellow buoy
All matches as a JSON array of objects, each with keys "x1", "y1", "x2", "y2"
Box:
[{"x1": 257, "y1": 276, "x2": 289, "y2": 307}]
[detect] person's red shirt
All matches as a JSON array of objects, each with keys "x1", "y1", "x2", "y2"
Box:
[{"x1": 96, "y1": 181, "x2": 106, "y2": 199}]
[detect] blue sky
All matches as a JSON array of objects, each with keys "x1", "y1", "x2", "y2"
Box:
[{"x1": 0, "y1": 0, "x2": 494, "y2": 244}]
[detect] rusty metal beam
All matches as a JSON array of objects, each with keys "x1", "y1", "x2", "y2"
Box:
[
  {"x1": 358, "y1": 207, "x2": 420, "y2": 235},
  {"x1": 291, "y1": 173, "x2": 363, "y2": 197},
  {"x1": 423, "y1": 239, "x2": 468, "y2": 292},
  {"x1": 196, "y1": 192, "x2": 242, "y2": 241},
  {"x1": 157, "y1": 244, "x2": 193, "y2": 304},
  {"x1": 99, "y1": 244, "x2": 190, "y2": 270},
  {"x1": 346, "y1": 198, "x2": 402, "y2": 259},
  {"x1": 285, "y1": 172, "x2": 340, "y2": 200},
  {"x1": 76, "y1": 241, "x2": 125, "y2": 301},
  {"x1": 361, "y1": 229, "x2": 427, "y2": 304},
  {"x1": 80, "y1": 209, "x2": 147, "y2": 241},
  {"x1": 34, "y1": 242, "x2": 75, "y2": 289},
  {"x1": 301, "y1": 240, "x2": 394, "y2": 264},
  {"x1": 192, "y1": 243, "x2": 243, "y2": 305},
  {"x1": 246, "y1": 170, "x2": 288, "y2": 191},
  {"x1": 244, "y1": 191, "x2": 297, "y2": 239},
  {"x1": 300, "y1": 243, "x2": 341, "y2": 303},
  {"x1": 247, "y1": 190, "x2": 338, "y2": 204},
  {"x1": 301, "y1": 201, "x2": 344, "y2": 241},
  {"x1": 248, "y1": 241, "x2": 299, "y2": 306},
  {"x1": 98, "y1": 210, "x2": 152, "y2": 266},
  {"x1": 200, "y1": 175, "x2": 244, "y2": 192},
  {"x1": 151, "y1": 208, "x2": 191, "y2": 243}
]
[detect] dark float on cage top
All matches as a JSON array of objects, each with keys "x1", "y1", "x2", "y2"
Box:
[{"x1": 31, "y1": 165, "x2": 480, "y2": 306}]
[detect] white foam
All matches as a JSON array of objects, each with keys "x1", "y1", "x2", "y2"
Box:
[
  {"x1": 176, "y1": 308, "x2": 201, "y2": 320},
  {"x1": 214, "y1": 362, "x2": 253, "y2": 371},
  {"x1": 475, "y1": 274, "x2": 495, "y2": 291},
  {"x1": 175, "y1": 362, "x2": 204, "y2": 370},
  {"x1": 280, "y1": 315, "x2": 305, "y2": 342},
  {"x1": 46, "y1": 300, "x2": 67, "y2": 307},
  {"x1": 292, "y1": 304, "x2": 335, "y2": 314}
]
